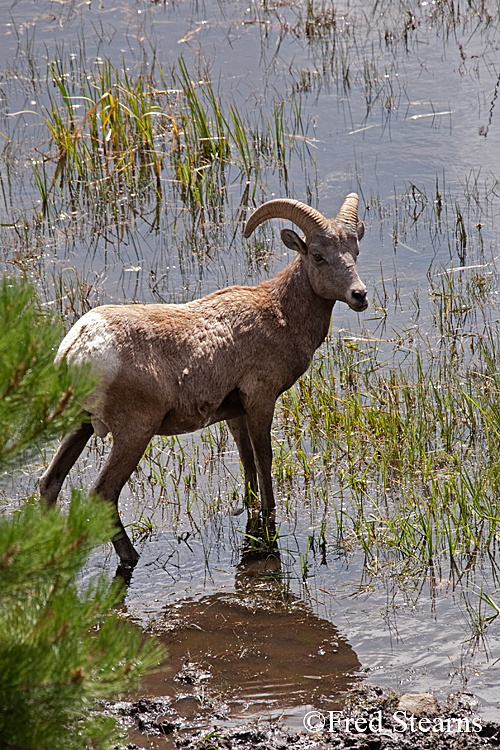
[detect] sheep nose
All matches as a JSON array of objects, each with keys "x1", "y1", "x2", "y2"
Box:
[{"x1": 351, "y1": 288, "x2": 368, "y2": 310}]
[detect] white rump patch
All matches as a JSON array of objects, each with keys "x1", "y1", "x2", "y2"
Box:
[{"x1": 55, "y1": 310, "x2": 120, "y2": 378}]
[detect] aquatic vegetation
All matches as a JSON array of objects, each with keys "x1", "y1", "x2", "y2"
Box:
[
  {"x1": 271, "y1": 250, "x2": 500, "y2": 638},
  {"x1": 28, "y1": 53, "x2": 314, "y2": 228},
  {"x1": 2, "y1": 0, "x2": 500, "y2": 713}
]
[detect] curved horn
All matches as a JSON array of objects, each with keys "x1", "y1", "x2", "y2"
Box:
[
  {"x1": 335, "y1": 192, "x2": 359, "y2": 229},
  {"x1": 243, "y1": 199, "x2": 330, "y2": 239}
]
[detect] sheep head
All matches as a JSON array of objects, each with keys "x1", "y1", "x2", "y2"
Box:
[{"x1": 243, "y1": 194, "x2": 368, "y2": 312}]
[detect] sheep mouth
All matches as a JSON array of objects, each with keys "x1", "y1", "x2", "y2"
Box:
[{"x1": 348, "y1": 299, "x2": 369, "y2": 312}]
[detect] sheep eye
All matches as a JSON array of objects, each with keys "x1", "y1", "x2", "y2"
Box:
[{"x1": 312, "y1": 253, "x2": 324, "y2": 263}]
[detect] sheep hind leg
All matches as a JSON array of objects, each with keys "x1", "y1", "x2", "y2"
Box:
[
  {"x1": 91, "y1": 429, "x2": 156, "y2": 564},
  {"x1": 39, "y1": 421, "x2": 94, "y2": 507},
  {"x1": 227, "y1": 416, "x2": 258, "y2": 506},
  {"x1": 244, "y1": 405, "x2": 276, "y2": 516}
]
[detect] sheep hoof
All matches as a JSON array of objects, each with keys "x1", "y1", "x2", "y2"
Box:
[{"x1": 112, "y1": 534, "x2": 140, "y2": 565}]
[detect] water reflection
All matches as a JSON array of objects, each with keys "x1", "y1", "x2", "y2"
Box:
[
  {"x1": 139, "y1": 520, "x2": 361, "y2": 727},
  {"x1": 236, "y1": 514, "x2": 281, "y2": 581},
  {"x1": 2, "y1": 0, "x2": 500, "y2": 723}
]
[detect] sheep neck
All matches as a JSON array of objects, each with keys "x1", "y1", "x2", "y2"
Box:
[{"x1": 263, "y1": 254, "x2": 335, "y2": 353}]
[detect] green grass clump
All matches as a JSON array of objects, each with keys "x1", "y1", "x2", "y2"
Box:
[
  {"x1": 33, "y1": 53, "x2": 313, "y2": 225},
  {"x1": 39, "y1": 57, "x2": 167, "y2": 210},
  {"x1": 276, "y1": 261, "x2": 500, "y2": 576}
]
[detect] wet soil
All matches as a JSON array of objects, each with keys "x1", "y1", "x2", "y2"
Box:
[
  {"x1": 104, "y1": 564, "x2": 500, "y2": 750},
  {"x1": 107, "y1": 686, "x2": 500, "y2": 750}
]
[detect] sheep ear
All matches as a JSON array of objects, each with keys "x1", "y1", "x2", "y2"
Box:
[
  {"x1": 281, "y1": 229, "x2": 307, "y2": 255},
  {"x1": 357, "y1": 221, "x2": 365, "y2": 242}
]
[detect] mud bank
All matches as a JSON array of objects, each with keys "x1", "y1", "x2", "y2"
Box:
[{"x1": 108, "y1": 686, "x2": 500, "y2": 750}]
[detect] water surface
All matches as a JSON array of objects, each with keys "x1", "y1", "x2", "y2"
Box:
[{"x1": 1, "y1": 0, "x2": 500, "y2": 733}]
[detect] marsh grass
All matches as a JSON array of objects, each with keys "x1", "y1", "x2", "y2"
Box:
[
  {"x1": 36, "y1": 56, "x2": 167, "y2": 211},
  {"x1": 2, "y1": 0, "x2": 500, "y2": 670},
  {"x1": 275, "y1": 257, "x2": 500, "y2": 592},
  {"x1": 31, "y1": 53, "x2": 313, "y2": 229}
]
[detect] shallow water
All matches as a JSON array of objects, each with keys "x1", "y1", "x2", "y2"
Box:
[
  {"x1": 1, "y1": 0, "x2": 500, "y2": 736},
  {"x1": 80, "y1": 487, "x2": 500, "y2": 738}
]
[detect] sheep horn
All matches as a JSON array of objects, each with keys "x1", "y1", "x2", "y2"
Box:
[
  {"x1": 243, "y1": 199, "x2": 330, "y2": 239},
  {"x1": 335, "y1": 192, "x2": 359, "y2": 230}
]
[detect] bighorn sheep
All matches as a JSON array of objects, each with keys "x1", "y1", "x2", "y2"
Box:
[{"x1": 39, "y1": 194, "x2": 368, "y2": 564}]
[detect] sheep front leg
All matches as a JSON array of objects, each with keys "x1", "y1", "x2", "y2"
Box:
[
  {"x1": 92, "y1": 430, "x2": 155, "y2": 564},
  {"x1": 244, "y1": 404, "x2": 276, "y2": 515},
  {"x1": 39, "y1": 421, "x2": 94, "y2": 507},
  {"x1": 227, "y1": 416, "x2": 258, "y2": 504}
]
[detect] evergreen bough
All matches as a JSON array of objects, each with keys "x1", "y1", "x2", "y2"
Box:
[
  {"x1": 0, "y1": 276, "x2": 93, "y2": 466},
  {"x1": 0, "y1": 277, "x2": 165, "y2": 749}
]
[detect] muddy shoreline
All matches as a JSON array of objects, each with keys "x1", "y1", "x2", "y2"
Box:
[{"x1": 108, "y1": 686, "x2": 500, "y2": 750}]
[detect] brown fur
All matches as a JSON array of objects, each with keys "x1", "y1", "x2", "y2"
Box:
[{"x1": 40, "y1": 207, "x2": 367, "y2": 564}]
